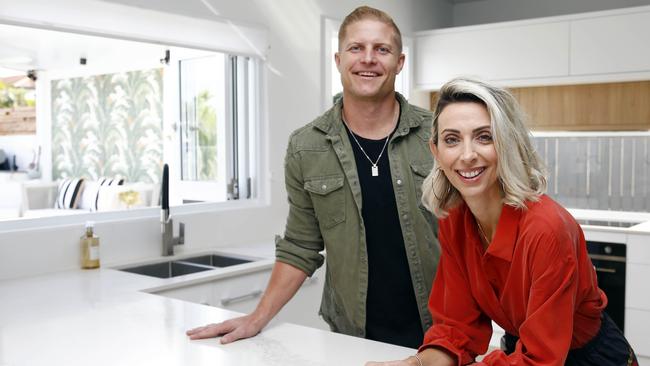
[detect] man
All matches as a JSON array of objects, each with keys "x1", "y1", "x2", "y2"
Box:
[{"x1": 187, "y1": 6, "x2": 439, "y2": 349}]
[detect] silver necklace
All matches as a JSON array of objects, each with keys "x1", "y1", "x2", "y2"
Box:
[
  {"x1": 476, "y1": 220, "x2": 490, "y2": 245},
  {"x1": 341, "y1": 108, "x2": 396, "y2": 177}
]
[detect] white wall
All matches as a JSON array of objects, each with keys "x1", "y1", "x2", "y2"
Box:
[
  {"x1": 0, "y1": 0, "x2": 452, "y2": 279},
  {"x1": 453, "y1": 0, "x2": 650, "y2": 26}
]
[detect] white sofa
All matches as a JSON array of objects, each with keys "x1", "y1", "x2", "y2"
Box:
[
  {"x1": 21, "y1": 180, "x2": 160, "y2": 218},
  {"x1": 0, "y1": 172, "x2": 29, "y2": 219}
]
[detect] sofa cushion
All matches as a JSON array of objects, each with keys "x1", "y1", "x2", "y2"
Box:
[
  {"x1": 78, "y1": 177, "x2": 124, "y2": 211},
  {"x1": 96, "y1": 183, "x2": 154, "y2": 211},
  {"x1": 54, "y1": 178, "x2": 84, "y2": 209}
]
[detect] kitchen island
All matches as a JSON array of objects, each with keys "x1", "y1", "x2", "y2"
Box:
[{"x1": 0, "y1": 251, "x2": 415, "y2": 366}]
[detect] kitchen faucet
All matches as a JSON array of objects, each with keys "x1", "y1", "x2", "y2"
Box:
[{"x1": 161, "y1": 164, "x2": 184, "y2": 256}]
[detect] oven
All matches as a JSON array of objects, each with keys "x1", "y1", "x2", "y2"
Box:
[{"x1": 586, "y1": 241, "x2": 626, "y2": 331}]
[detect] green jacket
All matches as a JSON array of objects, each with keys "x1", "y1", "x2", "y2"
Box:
[{"x1": 276, "y1": 93, "x2": 440, "y2": 338}]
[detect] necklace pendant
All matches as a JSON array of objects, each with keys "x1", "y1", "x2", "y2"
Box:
[{"x1": 371, "y1": 165, "x2": 379, "y2": 177}]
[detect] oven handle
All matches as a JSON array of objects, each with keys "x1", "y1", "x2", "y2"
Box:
[
  {"x1": 588, "y1": 254, "x2": 625, "y2": 263},
  {"x1": 594, "y1": 267, "x2": 616, "y2": 274}
]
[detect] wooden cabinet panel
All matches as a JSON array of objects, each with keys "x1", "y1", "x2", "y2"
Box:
[
  {"x1": 430, "y1": 81, "x2": 650, "y2": 131},
  {"x1": 511, "y1": 82, "x2": 650, "y2": 131}
]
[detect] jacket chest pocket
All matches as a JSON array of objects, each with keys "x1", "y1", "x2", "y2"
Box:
[
  {"x1": 304, "y1": 175, "x2": 346, "y2": 229},
  {"x1": 410, "y1": 161, "x2": 432, "y2": 202}
]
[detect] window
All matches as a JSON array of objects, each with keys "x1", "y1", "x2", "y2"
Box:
[{"x1": 177, "y1": 53, "x2": 260, "y2": 203}]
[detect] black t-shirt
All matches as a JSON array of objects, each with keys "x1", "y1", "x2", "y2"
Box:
[{"x1": 344, "y1": 121, "x2": 423, "y2": 349}]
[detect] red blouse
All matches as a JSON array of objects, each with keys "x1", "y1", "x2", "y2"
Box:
[{"x1": 420, "y1": 195, "x2": 607, "y2": 365}]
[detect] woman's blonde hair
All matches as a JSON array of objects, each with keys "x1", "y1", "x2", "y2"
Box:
[{"x1": 422, "y1": 77, "x2": 547, "y2": 218}]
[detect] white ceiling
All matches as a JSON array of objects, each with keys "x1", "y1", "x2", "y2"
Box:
[{"x1": 0, "y1": 23, "x2": 214, "y2": 79}]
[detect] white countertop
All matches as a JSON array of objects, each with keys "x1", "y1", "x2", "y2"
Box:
[{"x1": 0, "y1": 245, "x2": 415, "y2": 366}]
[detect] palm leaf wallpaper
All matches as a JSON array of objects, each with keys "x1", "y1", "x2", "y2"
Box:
[{"x1": 51, "y1": 69, "x2": 163, "y2": 183}]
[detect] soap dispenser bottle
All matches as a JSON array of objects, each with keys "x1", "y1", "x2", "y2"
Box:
[{"x1": 81, "y1": 221, "x2": 100, "y2": 269}]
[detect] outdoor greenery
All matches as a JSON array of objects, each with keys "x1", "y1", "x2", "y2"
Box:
[
  {"x1": 196, "y1": 90, "x2": 218, "y2": 180},
  {"x1": 0, "y1": 81, "x2": 35, "y2": 108}
]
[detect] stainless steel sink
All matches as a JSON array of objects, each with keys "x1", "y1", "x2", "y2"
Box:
[
  {"x1": 181, "y1": 254, "x2": 252, "y2": 267},
  {"x1": 119, "y1": 261, "x2": 214, "y2": 279},
  {"x1": 117, "y1": 253, "x2": 257, "y2": 278}
]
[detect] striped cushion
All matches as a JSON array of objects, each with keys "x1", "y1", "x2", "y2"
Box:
[
  {"x1": 78, "y1": 177, "x2": 125, "y2": 211},
  {"x1": 55, "y1": 178, "x2": 84, "y2": 209},
  {"x1": 94, "y1": 178, "x2": 124, "y2": 211}
]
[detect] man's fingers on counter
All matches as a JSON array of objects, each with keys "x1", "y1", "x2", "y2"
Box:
[
  {"x1": 187, "y1": 323, "x2": 228, "y2": 339},
  {"x1": 220, "y1": 323, "x2": 250, "y2": 344}
]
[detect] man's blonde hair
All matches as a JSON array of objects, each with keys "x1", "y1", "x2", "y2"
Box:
[{"x1": 338, "y1": 6, "x2": 402, "y2": 53}]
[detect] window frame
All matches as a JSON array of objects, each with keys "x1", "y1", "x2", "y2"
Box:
[{"x1": 0, "y1": 2, "x2": 270, "y2": 232}]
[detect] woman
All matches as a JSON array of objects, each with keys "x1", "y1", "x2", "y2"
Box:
[{"x1": 367, "y1": 77, "x2": 637, "y2": 366}]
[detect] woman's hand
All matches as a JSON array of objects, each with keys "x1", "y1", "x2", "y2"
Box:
[
  {"x1": 365, "y1": 348, "x2": 456, "y2": 366},
  {"x1": 365, "y1": 356, "x2": 419, "y2": 366}
]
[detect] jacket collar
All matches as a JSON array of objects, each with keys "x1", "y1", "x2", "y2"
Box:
[{"x1": 313, "y1": 92, "x2": 423, "y2": 137}]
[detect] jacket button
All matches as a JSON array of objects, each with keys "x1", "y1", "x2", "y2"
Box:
[
  {"x1": 322, "y1": 184, "x2": 327, "y2": 190},
  {"x1": 396, "y1": 179, "x2": 402, "y2": 185}
]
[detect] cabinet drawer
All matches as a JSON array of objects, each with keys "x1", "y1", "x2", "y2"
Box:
[
  {"x1": 156, "y1": 282, "x2": 212, "y2": 306},
  {"x1": 211, "y1": 269, "x2": 272, "y2": 314}
]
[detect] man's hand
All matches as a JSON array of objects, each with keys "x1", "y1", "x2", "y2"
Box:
[
  {"x1": 186, "y1": 314, "x2": 264, "y2": 344},
  {"x1": 186, "y1": 262, "x2": 308, "y2": 344}
]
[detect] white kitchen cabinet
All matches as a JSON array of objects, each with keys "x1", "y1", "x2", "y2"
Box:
[
  {"x1": 275, "y1": 266, "x2": 329, "y2": 331},
  {"x1": 156, "y1": 281, "x2": 213, "y2": 306},
  {"x1": 415, "y1": 21, "x2": 569, "y2": 89},
  {"x1": 627, "y1": 309, "x2": 650, "y2": 358},
  {"x1": 415, "y1": 5, "x2": 650, "y2": 89},
  {"x1": 627, "y1": 263, "x2": 650, "y2": 310},
  {"x1": 154, "y1": 266, "x2": 328, "y2": 330},
  {"x1": 625, "y1": 232, "x2": 650, "y2": 358},
  {"x1": 580, "y1": 227, "x2": 650, "y2": 358},
  {"x1": 211, "y1": 270, "x2": 273, "y2": 314},
  {"x1": 571, "y1": 10, "x2": 650, "y2": 76},
  {"x1": 628, "y1": 232, "x2": 650, "y2": 266}
]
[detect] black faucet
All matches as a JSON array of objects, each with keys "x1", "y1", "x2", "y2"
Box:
[{"x1": 161, "y1": 164, "x2": 184, "y2": 256}]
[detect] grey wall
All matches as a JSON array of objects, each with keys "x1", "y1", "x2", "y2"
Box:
[{"x1": 452, "y1": 0, "x2": 650, "y2": 26}]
